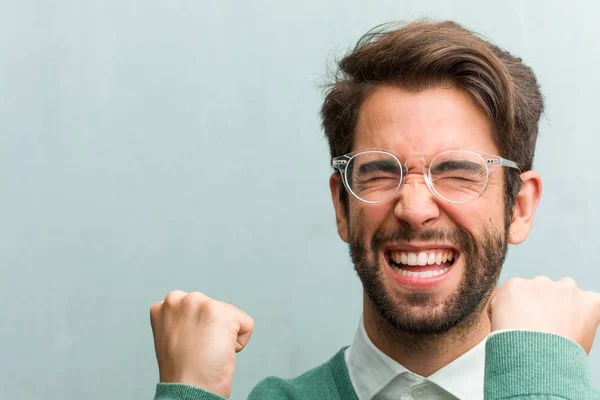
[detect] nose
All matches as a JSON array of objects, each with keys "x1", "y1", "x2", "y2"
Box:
[{"x1": 393, "y1": 172, "x2": 441, "y2": 231}]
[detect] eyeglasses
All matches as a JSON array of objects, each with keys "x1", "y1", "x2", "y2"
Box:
[{"x1": 332, "y1": 149, "x2": 519, "y2": 204}]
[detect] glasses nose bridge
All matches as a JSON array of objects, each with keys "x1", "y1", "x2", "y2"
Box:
[
  {"x1": 401, "y1": 153, "x2": 435, "y2": 195},
  {"x1": 403, "y1": 153, "x2": 428, "y2": 173}
]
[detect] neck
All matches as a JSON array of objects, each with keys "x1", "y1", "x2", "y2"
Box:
[{"x1": 362, "y1": 294, "x2": 491, "y2": 377}]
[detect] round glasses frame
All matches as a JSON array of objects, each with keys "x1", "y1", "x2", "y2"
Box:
[{"x1": 332, "y1": 149, "x2": 520, "y2": 205}]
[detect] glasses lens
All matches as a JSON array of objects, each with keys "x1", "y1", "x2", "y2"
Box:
[
  {"x1": 429, "y1": 150, "x2": 488, "y2": 203},
  {"x1": 345, "y1": 151, "x2": 402, "y2": 203}
]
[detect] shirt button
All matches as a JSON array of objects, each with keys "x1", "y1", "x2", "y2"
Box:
[
  {"x1": 412, "y1": 387, "x2": 427, "y2": 399},
  {"x1": 404, "y1": 373, "x2": 417, "y2": 382}
]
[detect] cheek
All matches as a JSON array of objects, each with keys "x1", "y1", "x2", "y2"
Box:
[
  {"x1": 447, "y1": 176, "x2": 506, "y2": 228},
  {"x1": 482, "y1": 183, "x2": 508, "y2": 229},
  {"x1": 443, "y1": 197, "x2": 505, "y2": 235},
  {"x1": 350, "y1": 203, "x2": 394, "y2": 232}
]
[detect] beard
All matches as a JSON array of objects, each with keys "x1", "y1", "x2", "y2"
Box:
[{"x1": 349, "y1": 219, "x2": 507, "y2": 336}]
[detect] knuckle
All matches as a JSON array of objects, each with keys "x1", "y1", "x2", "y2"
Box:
[
  {"x1": 559, "y1": 277, "x2": 578, "y2": 287},
  {"x1": 230, "y1": 304, "x2": 246, "y2": 316},
  {"x1": 181, "y1": 291, "x2": 207, "y2": 310},
  {"x1": 199, "y1": 298, "x2": 220, "y2": 316},
  {"x1": 532, "y1": 275, "x2": 551, "y2": 282},
  {"x1": 149, "y1": 301, "x2": 164, "y2": 332},
  {"x1": 504, "y1": 277, "x2": 524, "y2": 290},
  {"x1": 164, "y1": 290, "x2": 187, "y2": 307},
  {"x1": 239, "y1": 310, "x2": 254, "y2": 324},
  {"x1": 149, "y1": 301, "x2": 163, "y2": 316},
  {"x1": 504, "y1": 278, "x2": 517, "y2": 286}
]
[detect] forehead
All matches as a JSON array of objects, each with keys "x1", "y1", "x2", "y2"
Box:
[{"x1": 353, "y1": 85, "x2": 498, "y2": 156}]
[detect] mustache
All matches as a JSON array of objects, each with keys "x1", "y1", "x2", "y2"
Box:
[{"x1": 370, "y1": 226, "x2": 473, "y2": 254}]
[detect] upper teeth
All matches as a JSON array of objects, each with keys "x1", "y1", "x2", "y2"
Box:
[{"x1": 390, "y1": 250, "x2": 455, "y2": 266}]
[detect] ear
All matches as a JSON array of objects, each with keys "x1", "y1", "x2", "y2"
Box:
[
  {"x1": 508, "y1": 170, "x2": 542, "y2": 244},
  {"x1": 329, "y1": 173, "x2": 349, "y2": 243}
]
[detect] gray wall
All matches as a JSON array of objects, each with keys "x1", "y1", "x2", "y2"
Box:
[{"x1": 1, "y1": 1, "x2": 598, "y2": 399}]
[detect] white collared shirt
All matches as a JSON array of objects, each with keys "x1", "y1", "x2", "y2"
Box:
[{"x1": 344, "y1": 317, "x2": 486, "y2": 400}]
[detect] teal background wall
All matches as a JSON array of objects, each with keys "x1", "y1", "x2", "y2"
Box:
[{"x1": 1, "y1": 1, "x2": 598, "y2": 399}]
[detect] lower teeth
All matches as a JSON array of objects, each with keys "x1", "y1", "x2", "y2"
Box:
[{"x1": 394, "y1": 265, "x2": 450, "y2": 278}]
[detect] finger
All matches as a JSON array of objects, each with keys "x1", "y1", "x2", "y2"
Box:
[
  {"x1": 163, "y1": 290, "x2": 189, "y2": 309},
  {"x1": 149, "y1": 301, "x2": 164, "y2": 333},
  {"x1": 583, "y1": 291, "x2": 600, "y2": 322},
  {"x1": 489, "y1": 286, "x2": 500, "y2": 298},
  {"x1": 532, "y1": 275, "x2": 552, "y2": 282},
  {"x1": 182, "y1": 291, "x2": 210, "y2": 310},
  {"x1": 486, "y1": 287, "x2": 499, "y2": 315},
  {"x1": 235, "y1": 314, "x2": 255, "y2": 352},
  {"x1": 558, "y1": 277, "x2": 578, "y2": 287},
  {"x1": 229, "y1": 303, "x2": 251, "y2": 318}
]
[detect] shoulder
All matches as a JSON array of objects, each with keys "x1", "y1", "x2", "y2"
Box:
[{"x1": 248, "y1": 347, "x2": 356, "y2": 400}]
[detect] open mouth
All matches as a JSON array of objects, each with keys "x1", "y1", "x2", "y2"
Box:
[{"x1": 387, "y1": 249, "x2": 458, "y2": 278}]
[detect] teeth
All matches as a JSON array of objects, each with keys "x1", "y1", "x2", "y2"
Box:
[
  {"x1": 427, "y1": 253, "x2": 436, "y2": 265},
  {"x1": 435, "y1": 253, "x2": 443, "y2": 265},
  {"x1": 388, "y1": 249, "x2": 456, "y2": 279},
  {"x1": 407, "y1": 253, "x2": 417, "y2": 266},
  {"x1": 394, "y1": 266, "x2": 451, "y2": 278},
  {"x1": 400, "y1": 252, "x2": 408, "y2": 264},
  {"x1": 390, "y1": 249, "x2": 456, "y2": 267}
]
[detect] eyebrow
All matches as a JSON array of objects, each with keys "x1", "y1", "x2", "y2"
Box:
[
  {"x1": 357, "y1": 160, "x2": 401, "y2": 176},
  {"x1": 430, "y1": 160, "x2": 486, "y2": 174}
]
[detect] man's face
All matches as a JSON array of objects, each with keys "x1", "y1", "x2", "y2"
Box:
[{"x1": 333, "y1": 85, "x2": 509, "y2": 335}]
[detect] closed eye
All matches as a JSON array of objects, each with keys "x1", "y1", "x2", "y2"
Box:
[
  {"x1": 356, "y1": 160, "x2": 401, "y2": 178},
  {"x1": 430, "y1": 160, "x2": 485, "y2": 174}
]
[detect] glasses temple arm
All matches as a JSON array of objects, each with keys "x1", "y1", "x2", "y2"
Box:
[
  {"x1": 332, "y1": 158, "x2": 348, "y2": 171},
  {"x1": 487, "y1": 157, "x2": 520, "y2": 171}
]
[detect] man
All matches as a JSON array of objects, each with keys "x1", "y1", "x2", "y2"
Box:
[{"x1": 150, "y1": 21, "x2": 600, "y2": 399}]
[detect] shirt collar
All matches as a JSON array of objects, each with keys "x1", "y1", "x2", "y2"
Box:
[
  {"x1": 427, "y1": 336, "x2": 486, "y2": 399},
  {"x1": 345, "y1": 316, "x2": 486, "y2": 400}
]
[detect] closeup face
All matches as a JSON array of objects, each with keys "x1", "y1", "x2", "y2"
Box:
[{"x1": 330, "y1": 85, "x2": 516, "y2": 335}]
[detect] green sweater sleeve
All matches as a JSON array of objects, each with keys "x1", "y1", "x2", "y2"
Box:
[
  {"x1": 153, "y1": 348, "x2": 353, "y2": 400},
  {"x1": 484, "y1": 331, "x2": 600, "y2": 400},
  {"x1": 153, "y1": 383, "x2": 226, "y2": 400},
  {"x1": 153, "y1": 333, "x2": 600, "y2": 400}
]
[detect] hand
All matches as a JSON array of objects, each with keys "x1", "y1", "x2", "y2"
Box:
[
  {"x1": 150, "y1": 291, "x2": 254, "y2": 398},
  {"x1": 488, "y1": 276, "x2": 600, "y2": 353}
]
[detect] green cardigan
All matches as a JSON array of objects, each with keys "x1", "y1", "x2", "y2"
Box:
[{"x1": 154, "y1": 331, "x2": 600, "y2": 399}]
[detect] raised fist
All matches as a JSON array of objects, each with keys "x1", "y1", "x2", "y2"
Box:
[
  {"x1": 489, "y1": 276, "x2": 600, "y2": 353},
  {"x1": 150, "y1": 291, "x2": 254, "y2": 398}
]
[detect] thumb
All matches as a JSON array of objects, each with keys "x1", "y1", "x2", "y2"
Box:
[
  {"x1": 487, "y1": 287, "x2": 499, "y2": 322},
  {"x1": 234, "y1": 312, "x2": 255, "y2": 353}
]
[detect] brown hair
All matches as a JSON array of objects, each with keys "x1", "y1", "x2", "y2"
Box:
[{"x1": 321, "y1": 21, "x2": 544, "y2": 226}]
